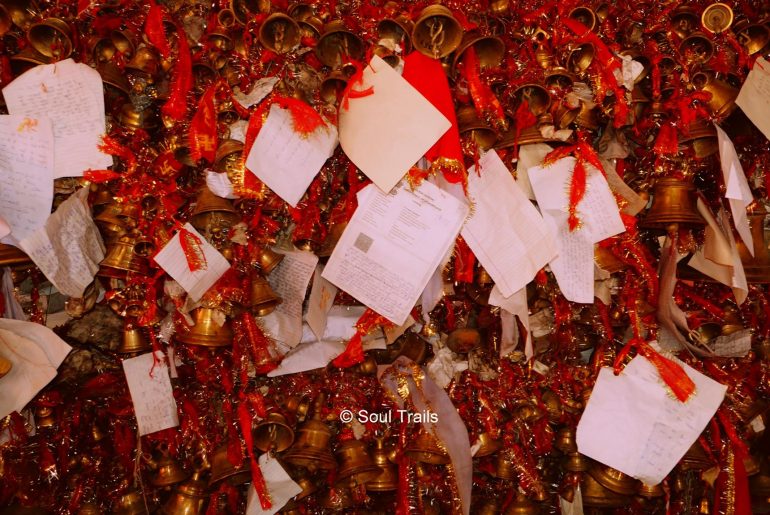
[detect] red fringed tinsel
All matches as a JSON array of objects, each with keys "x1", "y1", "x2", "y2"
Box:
[
  {"x1": 145, "y1": 1, "x2": 170, "y2": 59},
  {"x1": 162, "y1": 25, "x2": 192, "y2": 122}
]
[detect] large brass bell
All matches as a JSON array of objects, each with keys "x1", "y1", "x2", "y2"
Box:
[
  {"x1": 641, "y1": 177, "x2": 705, "y2": 229},
  {"x1": 250, "y1": 273, "x2": 282, "y2": 317},
  {"x1": 148, "y1": 446, "x2": 189, "y2": 487},
  {"x1": 377, "y1": 16, "x2": 414, "y2": 53},
  {"x1": 208, "y1": 445, "x2": 250, "y2": 487},
  {"x1": 334, "y1": 439, "x2": 380, "y2": 488},
  {"x1": 257, "y1": 246, "x2": 285, "y2": 276},
  {"x1": 189, "y1": 186, "x2": 239, "y2": 234},
  {"x1": 405, "y1": 427, "x2": 449, "y2": 464},
  {"x1": 589, "y1": 462, "x2": 640, "y2": 495},
  {"x1": 736, "y1": 202, "x2": 770, "y2": 283},
  {"x1": 457, "y1": 105, "x2": 498, "y2": 151},
  {"x1": 117, "y1": 326, "x2": 152, "y2": 355},
  {"x1": 452, "y1": 32, "x2": 505, "y2": 76},
  {"x1": 679, "y1": 33, "x2": 714, "y2": 65},
  {"x1": 412, "y1": 5, "x2": 463, "y2": 59},
  {"x1": 316, "y1": 20, "x2": 364, "y2": 68},
  {"x1": 175, "y1": 307, "x2": 234, "y2": 347},
  {"x1": 680, "y1": 118, "x2": 718, "y2": 158},
  {"x1": 98, "y1": 232, "x2": 150, "y2": 279},
  {"x1": 284, "y1": 396, "x2": 336, "y2": 470},
  {"x1": 253, "y1": 412, "x2": 295, "y2": 452},
  {"x1": 161, "y1": 469, "x2": 208, "y2": 515},
  {"x1": 259, "y1": 13, "x2": 300, "y2": 54},
  {"x1": 113, "y1": 490, "x2": 149, "y2": 515},
  {"x1": 692, "y1": 70, "x2": 738, "y2": 118},
  {"x1": 581, "y1": 472, "x2": 630, "y2": 508},
  {"x1": 737, "y1": 23, "x2": 770, "y2": 55},
  {"x1": 568, "y1": 6, "x2": 597, "y2": 31},
  {"x1": 27, "y1": 17, "x2": 72, "y2": 59},
  {"x1": 366, "y1": 438, "x2": 398, "y2": 492}
]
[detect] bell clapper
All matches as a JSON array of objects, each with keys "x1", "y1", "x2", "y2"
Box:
[{"x1": 428, "y1": 19, "x2": 445, "y2": 59}]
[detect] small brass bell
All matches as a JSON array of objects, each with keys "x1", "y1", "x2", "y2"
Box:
[
  {"x1": 98, "y1": 233, "x2": 150, "y2": 279},
  {"x1": 366, "y1": 438, "x2": 398, "y2": 492},
  {"x1": 335, "y1": 438, "x2": 381, "y2": 488},
  {"x1": 452, "y1": 32, "x2": 505, "y2": 76},
  {"x1": 555, "y1": 427, "x2": 577, "y2": 454},
  {"x1": 175, "y1": 307, "x2": 234, "y2": 347},
  {"x1": 27, "y1": 17, "x2": 73, "y2": 59},
  {"x1": 117, "y1": 326, "x2": 152, "y2": 355},
  {"x1": 679, "y1": 33, "x2": 715, "y2": 65},
  {"x1": 113, "y1": 490, "x2": 149, "y2": 515},
  {"x1": 320, "y1": 70, "x2": 349, "y2": 105},
  {"x1": 736, "y1": 202, "x2": 770, "y2": 283},
  {"x1": 563, "y1": 451, "x2": 590, "y2": 472},
  {"x1": 290, "y1": 468, "x2": 318, "y2": 501},
  {"x1": 737, "y1": 23, "x2": 770, "y2": 55},
  {"x1": 701, "y1": 3, "x2": 733, "y2": 34},
  {"x1": 473, "y1": 432, "x2": 503, "y2": 457},
  {"x1": 641, "y1": 177, "x2": 705, "y2": 229},
  {"x1": 161, "y1": 469, "x2": 209, "y2": 515},
  {"x1": 412, "y1": 5, "x2": 463, "y2": 59},
  {"x1": 3, "y1": 0, "x2": 39, "y2": 32},
  {"x1": 284, "y1": 395, "x2": 336, "y2": 470},
  {"x1": 208, "y1": 444, "x2": 250, "y2": 487},
  {"x1": 568, "y1": 6, "x2": 597, "y2": 31},
  {"x1": 259, "y1": 13, "x2": 300, "y2": 54},
  {"x1": 566, "y1": 43, "x2": 595, "y2": 74},
  {"x1": 589, "y1": 463, "x2": 639, "y2": 495},
  {"x1": 457, "y1": 105, "x2": 498, "y2": 151},
  {"x1": 504, "y1": 491, "x2": 540, "y2": 515},
  {"x1": 637, "y1": 482, "x2": 665, "y2": 498},
  {"x1": 253, "y1": 412, "x2": 295, "y2": 452},
  {"x1": 98, "y1": 62, "x2": 131, "y2": 96},
  {"x1": 405, "y1": 428, "x2": 449, "y2": 464},
  {"x1": 692, "y1": 70, "x2": 738, "y2": 118},
  {"x1": 316, "y1": 20, "x2": 365, "y2": 68},
  {"x1": 250, "y1": 274, "x2": 282, "y2": 317},
  {"x1": 189, "y1": 187, "x2": 239, "y2": 233},
  {"x1": 257, "y1": 246, "x2": 285, "y2": 275},
  {"x1": 125, "y1": 46, "x2": 161, "y2": 79},
  {"x1": 581, "y1": 473, "x2": 629, "y2": 508},
  {"x1": 377, "y1": 16, "x2": 414, "y2": 53},
  {"x1": 285, "y1": 395, "x2": 312, "y2": 423},
  {"x1": 680, "y1": 118, "x2": 718, "y2": 158}
]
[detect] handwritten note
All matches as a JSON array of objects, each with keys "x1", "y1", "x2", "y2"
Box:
[
  {"x1": 122, "y1": 351, "x2": 179, "y2": 436},
  {"x1": 246, "y1": 104, "x2": 338, "y2": 207},
  {"x1": 323, "y1": 181, "x2": 468, "y2": 325},
  {"x1": 489, "y1": 285, "x2": 531, "y2": 358},
  {"x1": 246, "y1": 453, "x2": 302, "y2": 515},
  {"x1": 516, "y1": 144, "x2": 552, "y2": 200},
  {"x1": 736, "y1": 57, "x2": 770, "y2": 141},
  {"x1": 576, "y1": 354, "x2": 726, "y2": 485},
  {"x1": 3, "y1": 59, "x2": 110, "y2": 178},
  {"x1": 153, "y1": 224, "x2": 231, "y2": 302},
  {"x1": 713, "y1": 329, "x2": 752, "y2": 358},
  {"x1": 716, "y1": 124, "x2": 754, "y2": 255},
  {"x1": 260, "y1": 248, "x2": 318, "y2": 348},
  {"x1": 20, "y1": 188, "x2": 104, "y2": 297},
  {"x1": 0, "y1": 319, "x2": 71, "y2": 418},
  {"x1": 305, "y1": 264, "x2": 338, "y2": 341},
  {"x1": 462, "y1": 150, "x2": 557, "y2": 298},
  {"x1": 0, "y1": 115, "x2": 54, "y2": 244},
  {"x1": 339, "y1": 55, "x2": 451, "y2": 193},
  {"x1": 529, "y1": 157, "x2": 625, "y2": 303}
]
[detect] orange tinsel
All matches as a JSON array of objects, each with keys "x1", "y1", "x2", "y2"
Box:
[
  {"x1": 179, "y1": 228, "x2": 207, "y2": 272},
  {"x1": 333, "y1": 308, "x2": 394, "y2": 368},
  {"x1": 144, "y1": 1, "x2": 170, "y2": 59},
  {"x1": 614, "y1": 338, "x2": 696, "y2": 403},
  {"x1": 162, "y1": 25, "x2": 192, "y2": 122},
  {"x1": 274, "y1": 96, "x2": 327, "y2": 135}
]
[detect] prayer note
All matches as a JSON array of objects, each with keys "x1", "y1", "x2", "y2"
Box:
[{"x1": 122, "y1": 351, "x2": 179, "y2": 436}]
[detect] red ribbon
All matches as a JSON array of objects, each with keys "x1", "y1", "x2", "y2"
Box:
[
  {"x1": 340, "y1": 62, "x2": 374, "y2": 111},
  {"x1": 189, "y1": 85, "x2": 218, "y2": 163},
  {"x1": 145, "y1": 1, "x2": 170, "y2": 59},
  {"x1": 179, "y1": 228, "x2": 207, "y2": 272},
  {"x1": 162, "y1": 25, "x2": 192, "y2": 122},
  {"x1": 332, "y1": 308, "x2": 394, "y2": 368}
]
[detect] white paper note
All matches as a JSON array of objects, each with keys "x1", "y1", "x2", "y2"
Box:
[
  {"x1": 246, "y1": 453, "x2": 302, "y2": 515},
  {"x1": 715, "y1": 124, "x2": 754, "y2": 255},
  {"x1": 3, "y1": 59, "x2": 110, "y2": 178},
  {"x1": 576, "y1": 354, "x2": 726, "y2": 485},
  {"x1": 736, "y1": 57, "x2": 770, "y2": 141},
  {"x1": 20, "y1": 188, "x2": 105, "y2": 297},
  {"x1": 529, "y1": 157, "x2": 625, "y2": 303},
  {"x1": 121, "y1": 351, "x2": 179, "y2": 436},
  {"x1": 206, "y1": 170, "x2": 238, "y2": 199},
  {"x1": 323, "y1": 181, "x2": 468, "y2": 325},
  {"x1": 338, "y1": 55, "x2": 451, "y2": 193},
  {"x1": 489, "y1": 285, "x2": 531, "y2": 358},
  {"x1": 713, "y1": 329, "x2": 752, "y2": 358},
  {"x1": 560, "y1": 487, "x2": 584, "y2": 515},
  {"x1": 0, "y1": 320, "x2": 71, "y2": 418},
  {"x1": 234, "y1": 77, "x2": 280, "y2": 109},
  {"x1": 260, "y1": 249, "x2": 318, "y2": 348},
  {"x1": 153, "y1": 224, "x2": 231, "y2": 302},
  {"x1": 0, "y1": 115, "x2": 54, "y2": 245},
  {"x1": 2, "y1": 268, "x2": 26, "y2": 320},
  {"x1": 462, "y1": 150, "x2": 557, "y2": 298},
  {"x1": 516, "y1": 143, "x2": 552, "y2": 200},
  {"x1": 305, "y1": 264, "x2": 338, "y2": 341},
  {"x1": 246, "y1": 104, "x2": 338, "y2": 207}
]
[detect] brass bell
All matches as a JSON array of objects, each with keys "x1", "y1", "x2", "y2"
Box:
[
  {"x1": 546, "y1": 67, "x2": 576, "y2": 90},
  {"x1": 98, "y1": 233, "x2": 150, "y2": 279},
  {"x1": 405, "y1": 428, "x2": 449, "y2": 464},
  {"x1": 316, "y1": 20, "x2": 364, "y2": 68},
  {"x1": 175, "y1": 307, "x2": 234, "y2": 347},
  {"x1": 366, "y1": 438, "x2": 398, "y2": 492},
  {"x1": 231, "y1": 0, "x2": 269, "y2": 25},
  {"x1": 298, "y1": 16, "x2": 323, "y2": 39},
  {"x1": 289, "y1": 468, "x2": 318, "y2": 500},
  {"x1": 581, "y1": 472, "x2": 630, "y2": 508},
  {"x1": 504, "y1": 491, "x2": 540, "y2": 515},
  {"x1": 736, "y1": 202, "x2": 770, "y2": 283},
  {"x1": 512, "y1": 84, "x2": 551, "y2": 117},
  {"x1": 149, "y1": 447, "x2": 189, "y2": 487},
  {"x1": 335, "y1": 438, "x2": 381, "y2": 488},
  {"x1": 10, "y1": 46, "x2": 51, "y2": 75},
  {"x1": 318, "y1": 486, "x2": 354, "y2": 510},
  {"x1": 670, "y1": 6, "x2": 699, "y2": 38},
  {"x1": 284, "y1": 395, "x2": 336, "y2": 470},
  {"x1": 737, "y1": 23, "x2": 770, "y2": 55},
  {"x1": 98, "y1": 62, "x2": 131, "y2": 97},
  {"x1": 250, "y1": 273, "x2": 282, "y2": 317},
  {"x1": 117, "y1": 326, "x2": 152, "y2": 355},
  {"x1": 589, "y1": 463, "x2": 639, "y2": 495},
  {"x1": 213, "y1": 139, "x2": 244, "y2": 178},
  {"x1": 568, "y1": 6, "x2": 597, "y2": 31},
  {"x1": 680, "y1": 118, "x2": 718, "y2": 158},
  {"x1": 117, "y1": 103, "x2": 159, "y2": 131},
  {"x1": 640, "y1": 177, "x2": 705, "y2": 229},
  {"x1": 257, "y1": 246, "x2": 285, "y2": 275},
  {"x1": 452, "y1": 32, "x2": 505, "y2": 76},
  {"x1": 377, "y1": 16, "x2": 414, "y2": 53},
  {"x1": 393, "y1": 331, "x2": 430, "y2": 364},
  {"x1": 320, "y1": 70, "x2": 349, "y2": 105},
  {"x1": 701, "y1": 3, "x2": 733, "y2": 34},
  {"x1": 563, "y1": 451, "x2": 590, "y2": 472},
  {"x1": 473, "y1": 431, "x2": 503, "y2": 457},
  {"x1": 253, "y1": 412, "x2": 295, "y2": 452},
  {"x1": 189, "y1": 186, "x2": 239, "y2": 233},
  {"x1": 285, "y1": 395, "x2": 312, "y2": 423},
  {"x1": 113, "y1": 490, "x2": 149, "y2": 515},
  {"x1": 125, "y1": 46, "x2": 161, "y2": 79},
  {"x1": 412, "y1": 5, "x2": 463, "y2": 59},
  {"x1": 555, "y1": 427, "x2": 577, "y2": 454},
  {"x1": 574, "y1": 100, "x2": 601, "y2": 130},
  {"x1": 457, "y1": 105, "x2": 498, "y2": 151},
  {"x1": 161, "y1": 469, "x2": 208, "y2": 515},
  {"x1": 679, "y1": 33, "x2": 715, "y2": 65},
  {"x1": 208, "y1": 444, "x2": 250, "y2": 487},
  {"x1": 692, "y1": 70, "x2": 738, "y2": 118},
  {"x1": 0, "y1": 355, "x2": 12, "y2": 379},
  {"x1": 744, "y1": 453, "x2": 761, "y2": 476},
  {"x1": 27, "y1": 17, "x2": 73, "y2": 59},
  {"x1": 259, "y1": 13, "x2": 300, "y2": 54},
  {"x1": 446, "y1": 327, "x2": 481, "y2": 354},
  {"x1": 637, "y1": 482, "x2": 665, "y2": 498},
  {"x1": 566, "y1": 43, "x2": 595, "y2": 74},
  {"x1": 3, "y1": 0, "x2": 39, "y2": 32},
  {"x1": 217, "y1": 8, "x2": 237, "y2": 28}
]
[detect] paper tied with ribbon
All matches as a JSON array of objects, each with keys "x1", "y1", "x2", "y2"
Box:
[
  {"x1": 245, "y1": 453, "x2": 302, "y2": 515},
  {"x1": 378, "y1": 356, "x2": 472, "y2": 515},
  {"x1": 154, "y1": 223, "x2": 230, "y2": 302}
]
